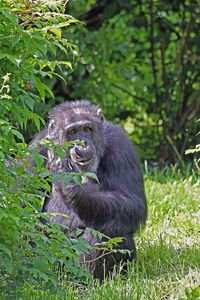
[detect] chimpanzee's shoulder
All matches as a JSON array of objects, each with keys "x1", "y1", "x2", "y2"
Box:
[
  {"x1": 103, "y1": 121, "x2": 126, "y2": 136},
  {"x1": 103, "y1": 121, "x2": 131, "y2": 144}
]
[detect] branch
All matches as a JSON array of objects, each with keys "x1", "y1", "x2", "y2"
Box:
[
  {"x1": 179, "y1": 18, "x2": 196, "y2": 64},
  {"x1": 159, "y1": 92, "x2": 200, "y2": 165},
  {"x1": 160, "y1": 37, "x2": 166, "y2": 79},
  {"x1": 112, "y1": 83, "x2": 149, "y2": 102},
  {"x1": 177, "y1": 17, "x2": 196, "y2": 115},
  {"x1": 174, "y1": 92, "x2": 200, "y2": 135},
  {"x1": 150, "y1": 0, "x2": 159, "y2": 103}
]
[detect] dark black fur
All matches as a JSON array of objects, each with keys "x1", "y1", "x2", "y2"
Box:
[{"x1": 29, "y1": 100, "x2": 147, "y2": 279}]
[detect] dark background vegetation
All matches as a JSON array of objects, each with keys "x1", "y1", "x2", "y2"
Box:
[{"x1": 24, "y1": 0, "x2": 200, "y2": 166}]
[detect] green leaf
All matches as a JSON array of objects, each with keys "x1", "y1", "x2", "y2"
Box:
[
  {"x1": 71, "y1": 238, "x2": 90, "y2": 254},
  {"x1": 62, "y1": 173, "x2": 73, "y2": 185},
  {"x1": 0, "y1": 243, "x2": 12, "y2": 258},
  {"x1": 58, "y1": 19, "x2": 78, "y2": 28},
  {"x1": 46, "y1": 26, "x2": 62, "y2": 39},
  {"x1": 12, "y1": 129, "x2": 25, "y2": 142},
  {"x1": 189, "y1": 285, "x2": 200, "y2": 299},
  {"x1": 57, "y1": 61, "x2": 72, "y2": 70},
  {"x1": 33, "y1": 256, "x2": 48, "y2": 273},
  {"x1": 23, "y1": 35, "x2": 35, "y2": 54},
  {"x1": 54, "y1": 212, "x2": 71, "y2": 220},
  {"x1": 0, "y1": 53, "x2": 7, "y2": 60},
  {"x1": 40, "y1": 171, "x2": 51, "y2": 178},
  {"x1": 10, "y1": 105, "x2": 24, "y2": 128},
  {"x1": 51, "y1": 173, "x2": 64, "y2": 183},
  {"x1": 33, "y1": 114, "x2": 41, "y2": 131},
  {"x1": 47, "y1": 40, "x2": 57, "y2": 55},
  {"x1": 25, "y1": 97, "x2": 35, "y2": 111},
  {"x1": 10, "y1": 216, "x2": 20, "y2": 226},
  {"x1": 55, "y1": 42, "x2": 68, "y2": 56},
  {"x1": 43, "y1": 84, "x2": 54, "y2": 98},
  {"x1": 83, "y1": 172, "x2": 99, "y2": 183},
  {"x1": 52, "y1": 72, "x2": 67, "y2": 84},
  {"x1": 73, "y1": 175, "x2": 82, "y2": 185},
  {"x1": 0, "y1": 151, "x2": 5, "y2": 160},
  {"x1": 1, "y1": 258, "x2": 14, "y2": 274},
  {"x1": 0, "y1": 53, "x2": 19, "y2": 66},
  {"x1": 55, "y1": 147, "x2": 66, "y2": 161},
  {"x1": 36, "y1": 77, "x2": 45, "y2": 101},
  {"x1": 2, "y1": 10, "x2": 18, "y2": 26},
  {"x1": 32, "y1": 152, "x2": 44, "y2": 169}
]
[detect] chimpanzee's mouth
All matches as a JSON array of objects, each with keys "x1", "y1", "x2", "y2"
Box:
[{"x1": 71, "y1": 155, "x2": 94, "y2": 166}]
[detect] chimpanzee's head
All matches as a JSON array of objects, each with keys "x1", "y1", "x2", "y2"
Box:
[{"x1": 47, "y1": 100, "x2": 106, "y2": 172}]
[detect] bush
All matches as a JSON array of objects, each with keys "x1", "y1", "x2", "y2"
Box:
[{"x1": 0, "y1": 0, "x2": 90, "y2": 294}]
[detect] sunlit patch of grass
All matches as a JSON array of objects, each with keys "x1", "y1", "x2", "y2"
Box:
[{"x1": 84, "y1": 173, "x2": 200, "y2": 300}]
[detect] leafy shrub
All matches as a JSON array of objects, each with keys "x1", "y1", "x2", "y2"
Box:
[{"x1": 0, "y1": 0, "x2": 90, "y2": 294}]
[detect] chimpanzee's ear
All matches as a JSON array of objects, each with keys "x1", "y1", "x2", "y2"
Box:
[{"x1": 97, "y1": 108, "x2": 104, "y2": 121}]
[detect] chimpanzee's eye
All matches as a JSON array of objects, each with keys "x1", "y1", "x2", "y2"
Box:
[
  {"x1": 68, "y1": 129, "x2": 75, "y2": 135},
  {"x1": 84, "y1": 126, "x2": 92, "y2": 132}
]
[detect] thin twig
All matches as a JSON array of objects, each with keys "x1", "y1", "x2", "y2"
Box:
[
  {"x1": 20, "y1": 17, "x2": 35, "y2": 27},
  {"x1": 177, "y1": 17, "x2": 196, "y2": 115},
  {"x1": 80, "y1": 250, "x2": 112, "y2": 264},
  {"x1": 160, "y1": 37, "x2": 166, "y2": 79},
  {"x1": 174, "y1": 92, "x2": 200, "y2": 136},
  {"x1": 112, "y1": 83, "x2": 149, "y2": 102}
]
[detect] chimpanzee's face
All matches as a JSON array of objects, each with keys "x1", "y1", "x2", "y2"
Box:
[
  {"x1": 47, "y1": 107, "x2": 106, "y2": 173},
  {"x1": 66, "y1": 120, "x2": 98, "y2": 172}
]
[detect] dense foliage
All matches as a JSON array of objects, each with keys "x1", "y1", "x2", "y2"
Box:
[
  {"x1": 0, "y1": 0, "x2": 91, "y2": 294},
  {"x1": 40, "y1": 0, "x2": 199, "y2": 165}
]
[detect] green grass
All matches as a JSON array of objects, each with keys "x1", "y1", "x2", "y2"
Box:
[{"x1": 2, "y1": 169, "x2": 200, "y2": 299}]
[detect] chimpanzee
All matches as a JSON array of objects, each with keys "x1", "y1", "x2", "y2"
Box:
[{"x1": 29, "y1": 100, "x2": 147, "y2": 279}]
